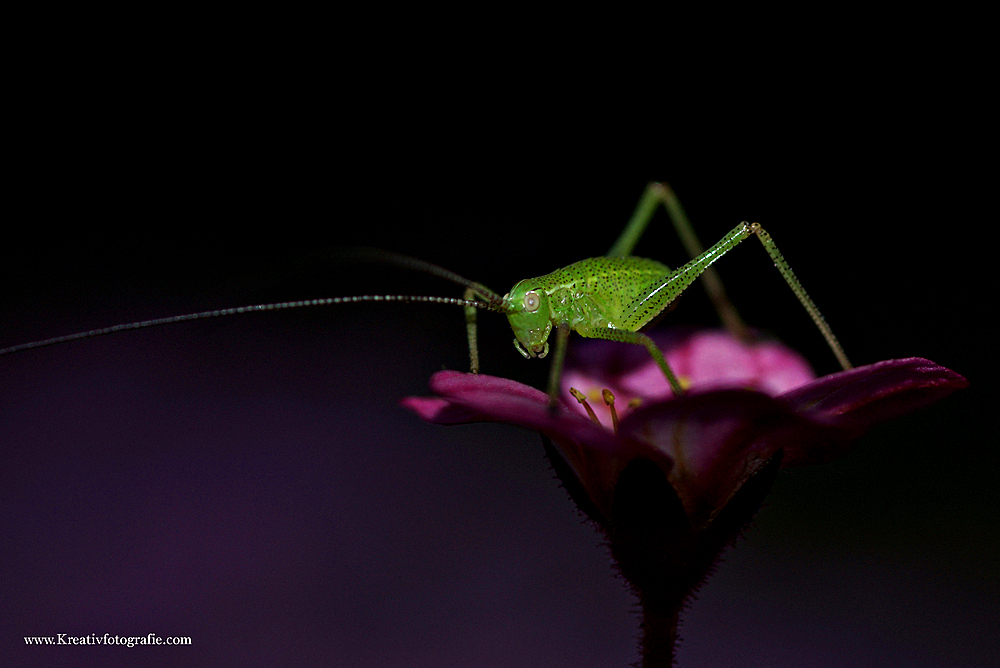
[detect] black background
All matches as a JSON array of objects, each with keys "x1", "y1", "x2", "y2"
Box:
[{"x1": 1, "y1": 30, "x2": 993, "y2": 668}]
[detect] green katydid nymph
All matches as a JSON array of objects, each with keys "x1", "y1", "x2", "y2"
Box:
[
  {"x1": 486, "y1": 223, "x2": 850, "y2": 402},
  {"x1": 0, "y1": 183, "x2": 851, "y2": 407}
]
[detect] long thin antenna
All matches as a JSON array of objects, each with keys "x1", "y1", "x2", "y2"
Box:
[
  {"x1": 0, "y1": 295, "x2": 503, "y2": 357},
  {"x1": 337, "y1": 248, "x2": 505, "y2": 306},
  {"x1": 4, "y1": 248, "x2": 511, "y2": 357}
]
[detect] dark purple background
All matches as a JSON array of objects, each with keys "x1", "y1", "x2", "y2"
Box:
[{"x1": 2, "y1": 49, "x2": 993, "y2": 667}]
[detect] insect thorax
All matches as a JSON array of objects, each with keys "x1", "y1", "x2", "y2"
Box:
[{"x1": 537, "y1": 256, "x2": 672, "y2": 332}]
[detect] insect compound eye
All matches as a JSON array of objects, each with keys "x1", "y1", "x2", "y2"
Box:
[{"x1": 522, "y1": 290, "x2": 541, "y2": 313}]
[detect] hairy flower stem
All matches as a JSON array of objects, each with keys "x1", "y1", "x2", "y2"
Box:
[
  {"x1": 638, "y1": 598, "x2": 680, "y2": 667},
  {"x1": 403, "y1": 353, "x2": 967, "y2": 668}
]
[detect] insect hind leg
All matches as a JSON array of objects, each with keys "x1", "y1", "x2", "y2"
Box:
[
  {"x1": 748, "y1": 223, "x2": 852, "y2": 370},
  {"x1": 608, "y1": 182, "x2": 751, "y2": 340}
]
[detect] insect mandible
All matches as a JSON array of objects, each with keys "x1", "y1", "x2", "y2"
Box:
[{"x1": 0, "y1": 183, "x2": 852, "y2": 407}]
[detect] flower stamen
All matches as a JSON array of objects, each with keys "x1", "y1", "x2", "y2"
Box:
[
  {"x1": 602, "y1": 389, "x2": 620, "y2": 435},
  {"x1": 569, "y1": 387, "x2": 602, "y2": 427}
]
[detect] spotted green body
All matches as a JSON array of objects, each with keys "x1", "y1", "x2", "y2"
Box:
[
  {"x1": 499, "y1": 220, "x2": 768, "y2": 401},
  {"x1": 504, "y1": 256, "x2": 673, "y2": 358}
]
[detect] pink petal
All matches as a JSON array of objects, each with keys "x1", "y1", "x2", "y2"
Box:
[
  {"x1": 400, "y1": 353, "x2": 967, "y2": 524},
  {"x1": 562, "y1": 329, "x2": 815, "y2": 425},
  {"x1": 777, "y1": 357, "x2": 968, "y2": 466},
  {"x1": 618, "y1": 390, "x2": 834, "y2": 526},
  {"x1": 400, "y1": 371, "x2": 672, "y2": 517}
]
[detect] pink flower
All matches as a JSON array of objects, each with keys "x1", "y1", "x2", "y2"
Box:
[
  {"x1": 401, "y1": 329, "x2": 967, "y2": 664},
  {"x1": 403, "y1": 329, "x2": 965, "y2": 525}
]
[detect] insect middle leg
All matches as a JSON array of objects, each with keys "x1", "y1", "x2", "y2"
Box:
[
  {"x1": 574, "y1": 325, "x2": 686, "y2": 396},
  {"x1": 544, "y1": 321, "x2": 683, "y2": 412}
]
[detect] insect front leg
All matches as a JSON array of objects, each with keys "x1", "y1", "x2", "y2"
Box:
[
  {"x1": 464, "y1": 287, "x2": 481, "y2": 373},
  {"x1": 545, "y1": 322, "x2": 572, "y2": 409}
]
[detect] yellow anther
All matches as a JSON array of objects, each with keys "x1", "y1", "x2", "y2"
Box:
[
  {"x1": 602, "y1": 389, "x2": 620, "y2": 435},
  {"x1": 569, "y1": 387, "x2": 601, "y2": 427}
]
